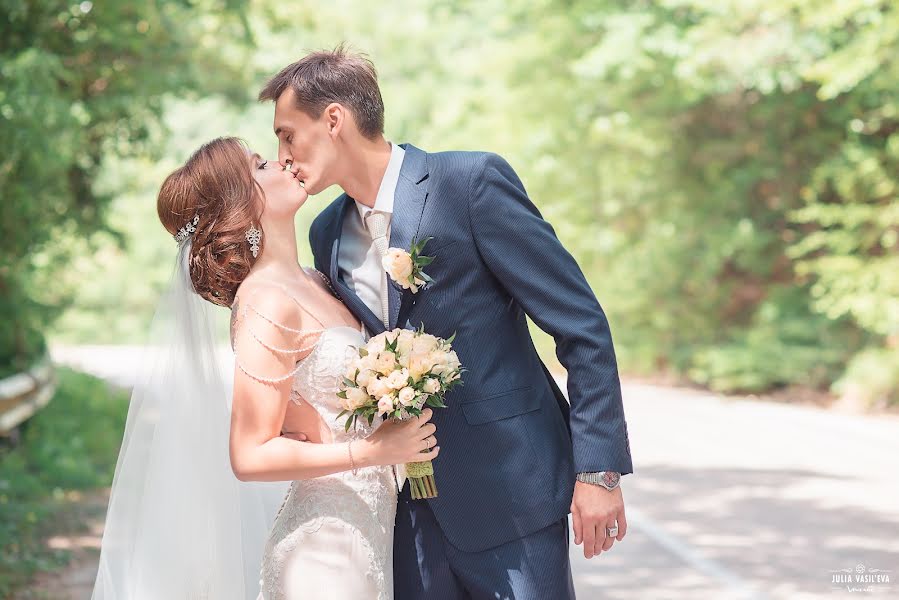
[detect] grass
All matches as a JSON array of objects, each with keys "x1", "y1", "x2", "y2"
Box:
[{"x1": 0, "y1": 368, "x2": 128, "y2": 597}]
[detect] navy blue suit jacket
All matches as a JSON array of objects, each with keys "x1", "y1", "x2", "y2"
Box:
[{"x1": 309, "y1": 144, "x2": 632, "y2": 552}]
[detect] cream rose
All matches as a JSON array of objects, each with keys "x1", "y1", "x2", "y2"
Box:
[
  {"x1": 377, "y1": 395, "x2": 395, "y2": 414},
  {"x1": 385, "y1": 368, "x2": 410, "y2": 390},
  {"x1": 368, "y1": 377, "x2": 391, "y2": 399},
  {"x1": 411, "y1": 334, "x2": 440, "y2": 356},
  {"x1": 428, "y1": 350, "x2": 450, "y2": 375},
  {"x1": 423, "y1": 378, "x2": 441, "y2": 394},
  {"x1": 398, "y1": 386, "x2": 416, "y2": 406},
  {"x1": 383, "y1": 248, "x2": 414, "y2": 287},
  {"x1": 355, "y1": 369, "x2": 374, "y2": 389},
  {"x1": 396, "y1": 329, "x2": 415, "y2": 359},
  {"x1": 345, "y1": 387, "x2": 370, "y2": 410},
  {"x1": 408, "y1": 354, "x2": 431, "y2": 380},
  {"x1": 375, "y1": 351, "x2": 396, "y2": 375}
]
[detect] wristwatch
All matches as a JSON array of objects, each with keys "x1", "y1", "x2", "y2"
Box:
[{"x1": 576, "y1": 471, "x2": 621, "y2": 491}]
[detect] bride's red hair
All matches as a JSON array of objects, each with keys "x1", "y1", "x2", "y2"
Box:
[{"x1": 157, "y1": 137, "x2": 263, "y2": 307}]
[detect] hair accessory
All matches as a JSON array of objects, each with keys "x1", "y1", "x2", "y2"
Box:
[{"x1": 174, "y1": 214, "x2": 200, "y2": 244}]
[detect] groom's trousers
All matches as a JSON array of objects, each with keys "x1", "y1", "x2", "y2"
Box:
[{"x1": 393, "y1": 484, "x2": 576, "y2": 600}]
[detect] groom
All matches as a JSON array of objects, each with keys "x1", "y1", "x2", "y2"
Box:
[{"x1": 259, "y1": 48, "x2": 633, "y2": 599}]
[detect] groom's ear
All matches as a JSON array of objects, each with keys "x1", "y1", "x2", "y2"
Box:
[{"x1": 323, "y1": 103, "x2": 345, "y2": 138}]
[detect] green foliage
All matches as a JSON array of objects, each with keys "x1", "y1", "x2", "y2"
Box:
[
  {"x1": 30, "y1": 0, "x2": 899, "y2": 405},
  {"x1": 0, "y1": 0, "x2": 254, "y2": 370},
  {"x1": 0, "y1": 368, "x2": 129, "y2": 594},
  {"x1": 442, "y1": 0, "x2": 898, "y2": 401}
]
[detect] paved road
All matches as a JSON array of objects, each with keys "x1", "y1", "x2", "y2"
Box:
[{"x1": 45, "y1": 346, "x2": 899, "y2": 599}]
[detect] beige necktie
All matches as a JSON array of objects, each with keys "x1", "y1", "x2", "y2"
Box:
[{"x1": 365, "y1": 211, "x2": 391, "y2": 329}]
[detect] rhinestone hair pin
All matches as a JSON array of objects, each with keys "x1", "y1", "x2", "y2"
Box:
[{"x1": 174, "y1": 214, "x2": 200, "y2": 244}]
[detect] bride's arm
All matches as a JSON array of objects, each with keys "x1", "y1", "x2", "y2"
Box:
[{"x1": 227, "y1": 286, "x2": 438, "y2": 482}]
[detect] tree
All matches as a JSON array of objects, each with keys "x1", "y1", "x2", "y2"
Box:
[{"x1": 0, "y1": 0, "x2": 254, "y2": 375}]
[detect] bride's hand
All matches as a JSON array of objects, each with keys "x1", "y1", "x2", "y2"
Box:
[{"x1": 357, "y1": 408, "x2": 440, "y2": 467}]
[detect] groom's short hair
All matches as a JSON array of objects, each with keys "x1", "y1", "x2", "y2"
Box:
[{"x1": 258, "y1": 45, "x2": 384, "y2": 140}]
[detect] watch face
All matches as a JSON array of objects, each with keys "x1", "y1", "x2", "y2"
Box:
[{"x1": 602, "y1": 472, "x2": 621, "y2": 488}]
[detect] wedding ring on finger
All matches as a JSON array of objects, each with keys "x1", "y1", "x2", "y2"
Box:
[
  {"x1": 424, "y1": 436, "x2": 433, "y2": 450},
  {"x1": 606, "y1": 524, "x2": 619, "y2": 537}
]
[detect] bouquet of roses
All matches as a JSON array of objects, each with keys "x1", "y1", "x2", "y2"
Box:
[{"x1": 337, "y1": 325, "x2": 463, "y2": 499}]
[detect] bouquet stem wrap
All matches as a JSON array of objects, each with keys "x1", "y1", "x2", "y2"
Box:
[{"x1": 405, "y1": 458, "x2": 437, "y2": 499}]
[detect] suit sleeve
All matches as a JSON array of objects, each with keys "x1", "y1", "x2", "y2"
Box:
[{"x1": 468, "y1": 153, "x2": 632, "y2": 475}]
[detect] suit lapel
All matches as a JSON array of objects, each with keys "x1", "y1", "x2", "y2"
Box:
[
  {"x1": 327, "y1": 196, "x2": 385, "y2": 335},
  {"x1": 388, "y1": 144, "x2": 429, "y2": 330}
]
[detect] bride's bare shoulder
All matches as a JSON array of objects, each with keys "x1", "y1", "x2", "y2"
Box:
[{"x1": 233, "y1": 278, "x2": 305, "y2": 325}]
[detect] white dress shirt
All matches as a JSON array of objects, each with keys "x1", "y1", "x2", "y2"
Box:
[{"x1": 338, "y1": 142, "x2": 406, "y2": 322}]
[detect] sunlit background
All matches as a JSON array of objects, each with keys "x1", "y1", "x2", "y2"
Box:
[{"x1": 2, "y1": 1, "x2": 897, "y2": 598}]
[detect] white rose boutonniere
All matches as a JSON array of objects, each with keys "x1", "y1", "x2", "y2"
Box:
[{"x1": 382, "y1": 236, "x2": 434, "y2": 293}]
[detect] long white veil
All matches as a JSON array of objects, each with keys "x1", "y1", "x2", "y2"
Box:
[{"x1": 92, "y1": 241, "x2": 289, "y2": 599}]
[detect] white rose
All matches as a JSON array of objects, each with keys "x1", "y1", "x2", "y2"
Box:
[
  {"x1": 358, "y1": 353, "x2": 377, "y2": 373},
  {"x1": 408, "y1": 354, "x2": 430, "y2": 380},
  {"x1": 398, "y1": 386, "x2": 416, "y2": 406},
  {"x1": 345, "y1": 387, "x2": 370, "y2": 410},
  {"x1": 445, "y1": 350, "x2": 461, "y2": 372},
  {"x1": 368, "y1": 377, "x2": 391, "y2": 399},
  {"x1": 396, "y1": 330, "x2": 415, "y2": 358},
  {"x1": 356, "y1": 369, "x2": 373, "y2": 389},
  {"x1": 411, "y1": 334, "x2": 440, "y2": 356},
  {"x1": 428, "y1": 350, "x2": 449, "y2": 375},
  {"x1": 423, "y1": 378, "x2": 441, "y2": 394},
  {"x1": 377, "y1": 395, "x2": 395, "y2": 414},
  {"x1": 375, "y1": 351, "x2": 396, "y2": 375},
  {"x1": 383, "y1": 248, "x2": 414, "y2": 286},
  {"x1": 385, "y1": 369, "x2": 410, "y2": 390},
  {"x1": 367, "y1": 332, "x2": 389, "y2": 350}
]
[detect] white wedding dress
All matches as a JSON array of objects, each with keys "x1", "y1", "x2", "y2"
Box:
[{"x1": 241, "y1": 321, "x2": 398, "y2": 600}]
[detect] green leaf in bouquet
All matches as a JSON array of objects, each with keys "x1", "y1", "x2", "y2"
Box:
[
  {"x1": 345, "y1": 416, "x2": 354, "y2": 432},
  {"x1": 367, "y1": 412, "x2": 374, "y2": 426},
  {"x1": 336, "y1": 409, "x2": 349, "y2": 419},
  {"x1": 336, "y1": 390, "x2": 348, "y2": 399},
  {"x1": 385, "y1": 336, "x2": 398, "y2": 353},
  {"x1": 416, "y1": 255, "x2": 435, "y2": 266},
  {"x1": 358, "y1": 347, "x2": 369, "y2": 357},
  {"x1": 342, "y1": 377, "x2": 356, "y2": 387},
  {"x1": 446, "y1": 331, "x2": 457, "y2": 344}
]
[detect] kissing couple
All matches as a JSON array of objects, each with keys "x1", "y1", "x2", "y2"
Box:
[{"x1": 91, "y1": 46, "x2": 632, "y2": 600}]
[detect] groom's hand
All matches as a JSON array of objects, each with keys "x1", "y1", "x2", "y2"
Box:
[
  {"x1": 281, "y1": 430, "x2": 309, "y2": 442},
  {"x1": 571, "y1": 481, "x2": 627, "y2": 558}
]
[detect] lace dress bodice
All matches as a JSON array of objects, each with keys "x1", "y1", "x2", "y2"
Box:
[
  {"x1": 258, "y1": 326, "x2": 398, "y2": 600},
  {"x1": 290, "y1": 326, "x2": 371, "y2": 443}
]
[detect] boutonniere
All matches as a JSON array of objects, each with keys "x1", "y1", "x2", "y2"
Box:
[{"x1": 382, "y1": 236, "x2": 434, "y2": 293}]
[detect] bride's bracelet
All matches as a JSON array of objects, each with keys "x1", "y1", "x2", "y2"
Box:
[{"x1": 347, "y1": 440, "x2": 358, "y2": 475}]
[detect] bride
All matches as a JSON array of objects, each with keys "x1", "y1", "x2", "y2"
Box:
[{"x1": 91, "y1": 136, "x2": 439, "y2": 599}]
